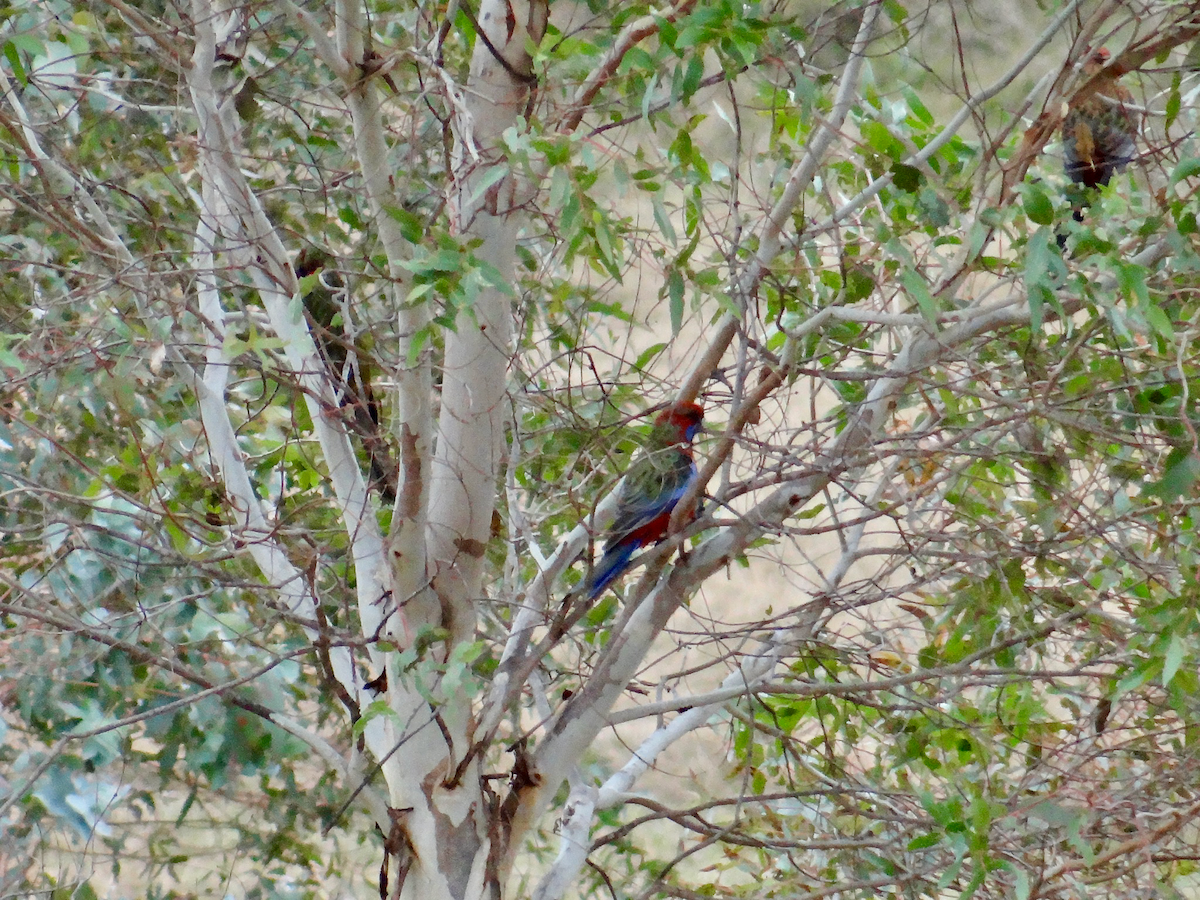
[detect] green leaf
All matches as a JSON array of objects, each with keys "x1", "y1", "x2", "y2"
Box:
[
  {"x1": 1023, "y1": 232, "x2": 1065, "y2": 332},
  {"x1": 384, "y1": 205, "x2": 426, "y2": 244},
  {"x1": 1115, "y1": 665, "x2": 1152, "y2": 698},
  {"x1": 1113, "y1": 261, "x2": 1150, "y2": 308},
  {"x1": 353, "y1": 699, "x2": 399, "y2": 739},
  {"x1": 175, "y1": 787, "x2": 198, "y2": 826},
  {"x1": 633, "y1": 342, "x2": 667, "y2": 370},
  {"x1": 1013, "y1": 867, "x2": 1031, "y2": 900},
  {"x1": 1166, "y1": 73, "x2": 1182, "y2": 130},
  {"x1": 586, "y1": 595, "x2": 617, "y2": 628},
  {"x1": 1162, "y1": 634, "x2": 1186, "y2": 687},
  {"x1": 667, "y1": 268, "x2": 684, "y2": 335},
  {"x1": 844, "y1": 265, "x2": 874, "y2": 303},
  {"x1": 591, "y1": 209, "x2": 620, "y2": 276},
  {"x1": 3, "y1": 40, "x2": 28, "y2": 86},
  {"x1": 467, "y1": 165, "x2": 510, "y2": 207},
  {"x1": 902, "y1": 269, "x2": 937, "y2": 322},
  {"x1": 653, "y1": 193, "x2": 677, "y2": 246},
  {"x1": 406, "y1": 282, "x2": 434, "y2": 304},
  {"x1": 401, "y1": 248, "x2": 464, "y2": 276},
  {"x1": 1022, "y1": 184, "x2": 1054, "y2": 226},
  {"x1": 548, "y1": 165, "x2": 571, "y2": 213},
  {"x1": 1147, "y1": 448, "x2": 1200, "y2": 501},
  {"x1": 862, "y1": 121, "x2": 900, "y2": 157},
  {"x1": 776, "y1": 490, "x2": 817, "y2": 518},
  {"x1": 680, "y1": 55, "x2": 704, "y2": 102},
  {"x1": 1169, "y1": 157, "x2": 1200, "y2": 189},
  {"x1": 1144, "y1": 303, "x2": 1174, "y2": 340},
  {"x1": 904, "y1": 87, "x2": 934, "y2": 127},
  {"x1": 891, "y1": 163, "x2": 921, "y2": 193}
]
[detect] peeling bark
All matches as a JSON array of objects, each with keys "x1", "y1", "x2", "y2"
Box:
[{"x1": 400, "y1": 1, "x2": 549, "y2": 896}]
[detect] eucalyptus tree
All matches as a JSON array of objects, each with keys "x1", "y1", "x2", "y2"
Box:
[{"x1": 4, "y1": 1, "x2": 1200, "y2": 899}]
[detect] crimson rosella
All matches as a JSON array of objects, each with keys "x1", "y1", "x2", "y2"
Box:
[
  {"x1": 584, "y1": 402, "x2": 705, "y2": 600},
  {"x1": 1061, "y1": 48, "x2": 1137, "y2": 231}
]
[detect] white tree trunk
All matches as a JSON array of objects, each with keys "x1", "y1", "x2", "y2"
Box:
[
  {"x1": 402, "y1": 1, "x2": 547, "y2": 897},
  {"x1": 430, "y1": 0, "x2": 548, "y2": 642}
]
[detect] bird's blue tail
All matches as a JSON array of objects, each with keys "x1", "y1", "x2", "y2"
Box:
[{"x1": 584, "y1": 542, "x2": 638, "y2": 600}]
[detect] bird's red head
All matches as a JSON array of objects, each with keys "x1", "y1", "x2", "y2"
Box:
[
  {"x1": 655, "y1": 401, "x2": 705, "y2": 442},
  {"x1": 1082, "y1": 47, "x2": 1112, "y2": 73}
]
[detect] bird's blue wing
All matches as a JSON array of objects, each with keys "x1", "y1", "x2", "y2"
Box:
[{"x1": 606, "y1": 450, "x2": 696, "y2": 545}]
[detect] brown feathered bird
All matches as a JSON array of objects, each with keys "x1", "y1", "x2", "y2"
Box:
[
  {"x1": 1061, "y1": 48, "x2": 1137, "y2": 231},
  {"x1": 296, "y1": 248, "x2": 397, "y2": 504}
]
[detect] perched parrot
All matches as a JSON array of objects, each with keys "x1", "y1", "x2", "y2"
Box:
[
  {"x1": 584, "y1": 401, "x2": 705, "y2": 600},
  {"x1": 296, "y1": 248, "x2": 397, "y2": 503},
  {"x1": 1060, "y1": 47, "x2": 1137, "y2": 236}
]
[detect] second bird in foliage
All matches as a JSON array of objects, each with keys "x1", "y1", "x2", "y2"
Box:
[
  {"x1": 584, "y1": 402, "x2": 705, "y2": 600},
  {"x1": 1061, "y1": 48, "x2": 1137, "y2": 230},
  {"x1": 296, "y1": 248, "x2": 397, "y2": 504}
]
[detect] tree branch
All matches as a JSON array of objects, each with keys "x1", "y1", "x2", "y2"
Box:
[
  {"x1": 557, "y1": 0, "x2": 698, "y2": 134},
  {"x1": 186, "y1": 0, "x2": 401, "y2": 783}
]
